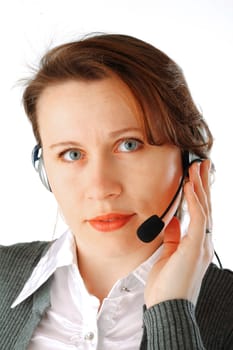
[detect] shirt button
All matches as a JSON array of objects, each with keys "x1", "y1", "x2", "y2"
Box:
[{"x1": 84, "y1": 331, "x2": 95, "y2": 341}]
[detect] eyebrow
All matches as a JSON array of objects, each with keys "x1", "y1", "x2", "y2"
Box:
[
  {"x1": 49, "y1": 127, "x2": 143, "y2": 149},
  {"x1": 109, "y1": 127, "x2": 142, "y2": 137},
  {"x1": 50, "y1": 141, "x2": 82, "y2": 149}
]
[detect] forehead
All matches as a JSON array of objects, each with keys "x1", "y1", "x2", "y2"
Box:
[
  {"x1": 36, "y1": 76, "x2": 145, "y2": 144},
  {"x1": 37, "y1": 74, "x2": 141, "y2": 109}
]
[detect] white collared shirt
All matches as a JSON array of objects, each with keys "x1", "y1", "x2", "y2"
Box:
[{"x1": 11, "y1": 231, "x2": 163, "y2": 350}]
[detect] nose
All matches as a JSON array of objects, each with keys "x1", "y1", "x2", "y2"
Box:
[{"x1": 85, "y1": 156, "x2": 122, "y2": 201}]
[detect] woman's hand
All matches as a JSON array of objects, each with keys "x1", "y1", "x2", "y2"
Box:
[{"x1": 145, "y1": 159, "x2": 214, "y2": 308}]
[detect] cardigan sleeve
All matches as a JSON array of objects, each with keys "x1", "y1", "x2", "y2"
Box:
[{"x1": 141, "y1": 299, "x2": 205, "y2": 350}]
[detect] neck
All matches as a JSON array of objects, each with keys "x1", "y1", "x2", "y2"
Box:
[{"x1": 75, "y1": 234, "x2": 163, "y2": 303}]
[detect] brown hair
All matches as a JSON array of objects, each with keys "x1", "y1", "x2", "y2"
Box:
[{"x1": 23, "y1": 33, "x2": 213, "y2": 158}]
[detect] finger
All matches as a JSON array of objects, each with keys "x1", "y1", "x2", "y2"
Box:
[
  {"x1": 200, "y1": 159, "x2": 211, "y2": 194},
  {"x1": 184, "y1": 181, "x2": 206, "y2": 246},
  {"x1": 200, "y1": 159, "x2": 212, "y2": 229},
  {"x1": 189, "y1": 162, "x2": 209, "y2": 221},
  {"x1": 162, "y1": 217, "x2": 181, "y2": 258},
  {"x1": 204, "y1": 232, "x2": 214, "y2": 262}
]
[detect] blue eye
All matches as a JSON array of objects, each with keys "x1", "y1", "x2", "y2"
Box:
[
  {"x1": 118, "y1": 139, "x2": 142, "y2": 152},
  {"x1": 62, "y1": 149, "x2": 82, "y2": 161}
]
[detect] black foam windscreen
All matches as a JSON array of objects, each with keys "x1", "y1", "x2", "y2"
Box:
[{"x1": 137, "y1": 215, "x2": 165, "y2": 243}]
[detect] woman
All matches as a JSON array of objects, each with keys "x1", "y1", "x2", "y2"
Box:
[{"x1": 0, "y1": 33, "x2": 232, "y2": 349}]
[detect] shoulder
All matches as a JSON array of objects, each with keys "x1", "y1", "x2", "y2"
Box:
[
  {"x1": 0, "y1": 241, "x2": 51, "y2": 346},
  {"x1": 0, "y1": 240, "x2": 51, "y2": 302},
  {"x1": 199, "y1": 262, "x2": 233, "y2": 311},
  {"x1": 199, "y1": 263, "x2": 233, "y2": 315},
  {"x1": 200, "y1": 262, "x2": 233, "y2": 297},
  {"x1": 0, "y1": 240, "x2": 50, "y2": 268},
  {"x1": 196, "y1": 263, "x2": 233, "y2": 347}
]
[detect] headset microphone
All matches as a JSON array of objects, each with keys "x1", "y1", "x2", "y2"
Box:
[{"x1": 137, "y1": 151, "x2": 201, "y2": 243}]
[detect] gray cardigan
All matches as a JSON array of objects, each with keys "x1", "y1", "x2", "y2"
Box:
[{"x1": 0, "y1": 241, "x2": 233, "y2": 349}]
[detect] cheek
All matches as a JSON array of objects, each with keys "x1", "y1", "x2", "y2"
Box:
[
  {"x1": 44, "y1": 163, "x2": 82, "y2": 215},
  {"x1": 129, "y1": 160, "x2": 181, "y2": 215},
  {"x1": 53, "y1": 189, "x2": 84, "y2": 232}
]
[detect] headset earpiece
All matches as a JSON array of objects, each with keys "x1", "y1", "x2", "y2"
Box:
[
  {"x1": 182, "y1": 151, "x2": 203, "y2": 177},
  {"x1": 32, "y1": 145, "x2": 51, "y2": 192},
  {"x1": 188, "y1": 152, "x2": 203, "y2": 166}
]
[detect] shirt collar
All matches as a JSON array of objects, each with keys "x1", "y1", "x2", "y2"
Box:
[
  {"x1": 11, "y1": 231, "x2": 163, "y2": 308},
  {"x1": 132, "y1": 244, "x2": 163, "y2": 284}
]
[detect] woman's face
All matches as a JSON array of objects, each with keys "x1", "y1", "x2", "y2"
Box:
[{"x1": 37, "y1": 77, "x2": 182, "y2": 257}]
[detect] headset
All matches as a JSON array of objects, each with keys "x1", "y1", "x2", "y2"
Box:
[
  {"x1": 32, "y1": 144, "x2": 51, "y2": 192},
  {"x1": 31, "y1": 144, "x2": 222, "y2": 268}
]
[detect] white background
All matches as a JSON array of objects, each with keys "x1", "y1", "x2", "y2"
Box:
[{"x1": 0, "y1": 0, "x2": 232, "y2": 269}]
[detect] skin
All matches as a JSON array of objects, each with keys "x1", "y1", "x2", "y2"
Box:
[
  {"x1": 37, "y1": 76, "x2": 213, "y2": 305},
  {"x1": 145, "y1": 160, "x2": 213, "y2": 307}
]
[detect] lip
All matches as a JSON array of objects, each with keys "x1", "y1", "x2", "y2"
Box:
[{"x1": 88, "y1": 213, "x2": 136, "y2": 232}]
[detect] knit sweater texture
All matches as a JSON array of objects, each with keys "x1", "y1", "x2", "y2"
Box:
[{"x1": 0, "y1": 241, "x2": 233, "y2": 349}]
